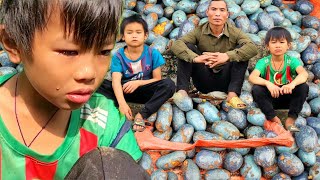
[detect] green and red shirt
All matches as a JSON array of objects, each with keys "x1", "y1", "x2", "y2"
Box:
[
  {"x1": 0, "y1": 73, "x2": 142, "y2": 180},
  {"x1": 255, "y1": 54, "x2": 303, "y2": 86}
]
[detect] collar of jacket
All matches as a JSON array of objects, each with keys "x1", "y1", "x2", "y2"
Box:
[{"x1": 202, "y1": 20, "x2": 231, "y2": 38}]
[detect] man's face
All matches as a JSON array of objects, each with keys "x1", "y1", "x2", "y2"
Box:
[{"x1": 206, "y1": 1, "x2": 229, "y2": 27}]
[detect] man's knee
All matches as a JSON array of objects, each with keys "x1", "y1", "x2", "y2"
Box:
[
  {"x1": 232, "y1": 61, "x2": 249, "y2": 70},
  {"x1": 185, "y1": 43, "x2": 200, "y2": 55}
]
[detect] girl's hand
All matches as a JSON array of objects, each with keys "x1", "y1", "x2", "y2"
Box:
[
  {"x1": 119, "y1": 103, "x2": 133, "y2": 120},
  {"x1": 123, "y1": 80, "x2": 141, "y2": 94},
  {"x1": 266, "y1": 81, "x2": 281, "y2": 98},
  {"x1": 280, "y1": 83, "x2": 295, "y2": 95}
]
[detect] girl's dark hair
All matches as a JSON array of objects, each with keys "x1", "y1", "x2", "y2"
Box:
[
  {"x1": 0, "y1": 0, "x2": 122, "y2": 55},
  {"x1": 265, "y1": 27, "x2": 293, "y2": 45},
  {"x1": 120, "y1": 14, "x2": 148, "y2": 36}
]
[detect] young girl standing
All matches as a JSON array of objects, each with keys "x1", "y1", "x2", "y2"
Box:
[
  {"x1": 98, "y1": 14, "x2": 175, "y2": 132},
  {"x1": 249, "y1": 27, "x2": 309, "y2": 132}
]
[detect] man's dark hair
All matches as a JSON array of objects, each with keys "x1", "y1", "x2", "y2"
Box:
[
  {"x1": 265, "y1": 27, "x2": 293, "y2": 45},
  {"x1": 0, "y1": 0, "x2": 122, "y2": 55},
  {"x1": 120, "y1": 14, "x2": 148, "y2": 36},
  {"x1": 208, "y1": 0, "x2": 228, "y2": 9}
]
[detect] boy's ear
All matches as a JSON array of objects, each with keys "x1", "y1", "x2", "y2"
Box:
[
  {"x1": 288, "y1": 42, "x2": 292, "y2": 50},
  {"x1": 116, "y1": 33, "x2": 122, "y2": 42},
  {"x1": 144, "y1": 32, "x2": 148, "y2": 40},
  {"x1": 1, "y1": 29, "x2": 22, "y2": 64},
  {"x1": 121, "y1": 34, "x2": 125, "y2": 41}
]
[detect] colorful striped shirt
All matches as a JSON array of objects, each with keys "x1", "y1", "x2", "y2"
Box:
[
  {"x1": 255, "y1": 54, "x2": 303, "y2": 86},
  {"x1": 0, "y1": 73, "x2": 142, "y2": 179}
]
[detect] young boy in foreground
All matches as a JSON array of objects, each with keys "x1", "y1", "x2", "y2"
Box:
[{"x1": 0, "y1": 0, "x2": 142, "y2": 179}]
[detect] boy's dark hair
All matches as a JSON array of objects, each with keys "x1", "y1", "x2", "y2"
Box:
[
  {"x1": 265, "y1": 27, "x2": 293, "y2": 45},
  {"x1": 120, "y1": 14, "x2": 148, "y2": 36},
  {"x1": 0, "y1": 0, "x2": 122, "y2": 55}
]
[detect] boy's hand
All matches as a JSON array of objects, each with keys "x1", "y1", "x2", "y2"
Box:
[
  {"x1": 266, "y1": 81, "x2": 281, "y2": 98},
  {"x1": 119, "y1": 103, "x2": 133, "y2": 120},
  {"x1": 123, "y1": 81, "x2": 141, "y2": 94},
  {"x1": 280, "y1": 83, "x2": 295, "y2": 95}
]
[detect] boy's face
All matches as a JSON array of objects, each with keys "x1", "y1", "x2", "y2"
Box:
[
  {"x1": 122, "y1": 22, "x2": 147, "y2": 47},
  {"x1": 206, "y1": 1, "x2": 229, "y2": 27},
  {"x1": 21, "y1": 10, "x2": 114, "y2": 109},
  {"x1": 267, "y1": 37, "x2": 290, "y2": 57}
]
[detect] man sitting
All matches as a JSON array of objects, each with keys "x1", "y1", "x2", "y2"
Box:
[{"x1": 170, "y1": 0, "x2": 258, "y2": 109}]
